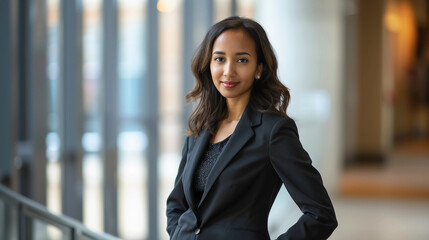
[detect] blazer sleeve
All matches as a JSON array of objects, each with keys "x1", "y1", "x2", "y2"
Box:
[
  {"x1": 269, "y1": 118, "x2": 338, "y2": 240},
  {"x1": 166, "y1": 137, "x2": 190, "y2": 236}
]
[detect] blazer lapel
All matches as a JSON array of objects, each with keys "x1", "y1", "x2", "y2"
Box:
[
  {"x1": 182, "y1": 128, "x2": 211, "y2": 211},
  {"x1": 198, "y1": 105, "x2": 262, "y2": 207}
]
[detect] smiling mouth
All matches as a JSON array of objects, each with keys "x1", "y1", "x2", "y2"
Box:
[{"x1": 221, "y1": 81, "x2": 239, "y2": 88}]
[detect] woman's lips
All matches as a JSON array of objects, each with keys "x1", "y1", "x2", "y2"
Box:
[{"x1": 221, "y1": 81, "x2": 239, "y2": 88}]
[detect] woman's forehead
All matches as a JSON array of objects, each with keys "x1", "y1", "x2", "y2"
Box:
[{"x1": 212, "y1": 29, "x2": 256, "y2": 54}]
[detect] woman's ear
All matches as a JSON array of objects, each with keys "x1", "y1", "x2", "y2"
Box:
[{"x1": 255, "y1": 64, "x2": 263, "y2": 79}]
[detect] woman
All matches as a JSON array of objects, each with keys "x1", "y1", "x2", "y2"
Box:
[{"x1": 166, "y1": 16, "x2": 337, "y2": 240}]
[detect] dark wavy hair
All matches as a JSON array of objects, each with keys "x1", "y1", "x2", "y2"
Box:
[{"x1": 186, "y1": 16, "x2": 290, "y2": 136}]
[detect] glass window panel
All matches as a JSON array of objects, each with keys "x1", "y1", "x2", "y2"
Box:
[
  {"x1": 0, "y1": 199, "x2": 18, "y2": 240},
  {"x1": 83, "y1": 153, "x2": 104, "y2": 232},
  {"x1": 46, "y1": 0, "x2": 62, "y2": 216},
  {"x1": 118, "y1": 1, "x2": 146, "y2": 119},
  {"x1": 46, "y1": 159, "x2": 62, "y2": 214},
  {"x1": 117, "y1": 0, "x2": 148, "y2": 239},
  {"x1": 158, "y1": 3, "x2": 183, "y2": 137},
  {"x1": 158, "y1": 1, "x2": 184, "y2": 239},
  {"x1": 82, "y1": 0, "x2": 104, "y2": 233},
  {"x1": 32, "y1": 218, "x2": 70, "y2": 240},
  {"x1": 80, "y1": 233, "x2": 98, "y2": 240},
  {"x1": 118, "y1": 130, "x2": 146, "y2": 239},
  {"x1": 236, "y1": 0, "x2": 255, "y2": 17},
  {"x1": 82, "y1": 0, "x2": 103, "y2": 133},
  {"x1": 215, "y1": 0, "x2": 232, "y2": 22}
]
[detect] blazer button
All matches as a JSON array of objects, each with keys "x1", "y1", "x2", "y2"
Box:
[{"x1": 194, "y1": 228, "x2": 200, "y2": 234}]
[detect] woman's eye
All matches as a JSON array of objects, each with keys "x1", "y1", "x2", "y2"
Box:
[
  {"x1": 237, "y1": 58, "x2": 248, "y2": 63},
  {"x1": 214, "y1": 57, "x2": 224, "y2": 62}
]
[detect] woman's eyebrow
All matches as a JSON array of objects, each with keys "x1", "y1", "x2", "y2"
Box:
[
  {"x1": 236, "y1": 52, "x2": 251, "y2": 56},
  {"x1": 212, "y1": 51, "x2": 251, "y2": 56},
  {"x1": 213, "y1": 51, "x2": 225, "y2": 55}
]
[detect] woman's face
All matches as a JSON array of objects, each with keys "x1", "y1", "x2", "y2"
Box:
[{"x1": 210, "y1": 29, "x2": 262, "y2": 103}]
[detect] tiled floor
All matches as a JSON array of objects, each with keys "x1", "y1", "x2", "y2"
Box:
[
  {"x1": 340, "y1": 156, "x2": 429, "y2": 199},
  {"x1": 335, "y1": 139, "x2": 429, "y2": 239},
  {"x1": 341, "y1": 138, "x2": 429, "y2": 199},
  {"x1": 330, "y1": 197, "x2": 429, "y2": 240}
]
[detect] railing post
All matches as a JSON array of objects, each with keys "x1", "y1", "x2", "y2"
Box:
[
  {"x1": 18, "y1": 204, "x2": 26, "y2": 240},
  {"x1": 0, "y1": 185, "x2": 121, "y2": 240}
]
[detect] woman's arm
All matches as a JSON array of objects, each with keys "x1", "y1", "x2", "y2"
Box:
[
  {"x1": 166, "y1": 137, "x2": 190, "y2": 236},
  {"x1": 269, "y1": 118, "x2": 337, "y2": 240}
]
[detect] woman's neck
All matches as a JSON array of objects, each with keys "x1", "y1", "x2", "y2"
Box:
[{"x1": 225, "y1": 97, "x2": 249, "y2": 121}]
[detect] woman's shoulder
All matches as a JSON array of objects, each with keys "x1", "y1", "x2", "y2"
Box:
[
  {"x1": 258, "y1": 111, "x2": 299, "y2": 137},
  {"x1": 260, "y1": 111, "x2": 294, "y2": 125}
]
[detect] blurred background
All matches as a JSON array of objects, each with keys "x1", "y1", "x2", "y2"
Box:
[{"x1": 1, "y1": 0, "x2": 429, "y2": 239}]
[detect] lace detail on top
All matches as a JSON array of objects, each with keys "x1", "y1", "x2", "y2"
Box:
[{"x1": 193, "y1": 135, "x2": 231, "y2": 201}]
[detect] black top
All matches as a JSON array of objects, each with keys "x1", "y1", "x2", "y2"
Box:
[{"x1": 193, "y1": 135, "x2": 231, "y2": 203}]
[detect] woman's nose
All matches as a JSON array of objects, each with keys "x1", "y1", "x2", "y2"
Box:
[{"x1": 223, "y1": 61, "x2": 235, "y2": 77}]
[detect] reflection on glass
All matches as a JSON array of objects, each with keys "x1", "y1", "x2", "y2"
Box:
[
  {"x1": 82, "y1": 0, "x2": 104, "y2": 233},
  {"x1": 118, "y1": 0, "x2": 147, "y2": 239},
  {"x1": 32, "y1": 218, "x2": 69, "y2": 240},
  {"x1": 118, "y1": 131, "x2": 146, "y2": 239},
  {"x1": 118, "y1": 0, "x2": 145, "y2": 119},
  {"x1": 46, "y1": 159, "x2": 62, "y2": 219},
  {"x1": 83, "y1": 153, "x2": 103, "y2": 233},
  {"x1": 82, "y1": 132, "x2": 102, "y2": 152},
  {"x1": 46, "y1": 0, "x2": 62, "y2": 217}
]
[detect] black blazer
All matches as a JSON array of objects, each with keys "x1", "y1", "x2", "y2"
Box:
[{"x1": 166, "y1": 105, "x2": 337, "y2": 240}]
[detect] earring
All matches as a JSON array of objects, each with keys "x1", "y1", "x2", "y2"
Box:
[{"x1": 256, "y1": 75, "x2": 260, "y2": 80}]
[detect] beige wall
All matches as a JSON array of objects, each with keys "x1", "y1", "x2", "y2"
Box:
[
  {"x1": 256, "y1": 0, "x2": 344, "y2": 193},
  {"x1": 355, "y1": 0, "x2": 385, "y2": 156}
]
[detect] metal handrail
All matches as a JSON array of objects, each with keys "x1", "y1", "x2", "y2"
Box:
[{"x1": 0, "y1": 184, "x2": 121, "y2": 240}]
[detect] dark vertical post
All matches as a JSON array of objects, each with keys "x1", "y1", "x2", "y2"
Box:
[
  {"x1": 61, "y1": 0, "x2": 84, "y2": 221},
  {"x1": 102, "y1": 0, "x2": 119, "y2": 235},
  {"x1": 146, "y1": 0, "x2": 159, "y2": 239},
  {"x1": 17, "y1": 0, "x2": 30, "y2": 199},
  {"x1": 182, "y1": 0, "x2": 194, "y2": 127},
  {"x1": 9, "y1": 0, "x2": 20, "y2": 193},
  {"x1": 343, "y1": 0, "x2": 358, "y2": 166},
  {"x1": 231, "y1": 0, "x2": 237, "y2": 16},
  {"x1": 0, "y1": 0, "x2": 14, "y2": 186},
  {"x1": 18, "y1": 205, "x2": 26, "y2": 240},
  {"x1": 27, "y1": 0, "x2": 48, "y2": 206}
]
